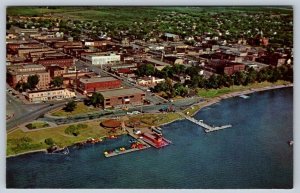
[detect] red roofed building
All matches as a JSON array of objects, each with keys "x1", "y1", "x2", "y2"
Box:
[
  {"x1": 36, "y1": 57, "x2": 74, "y2": 68},
  {"x1": 77, "y1": 76, "x2": 121, "y2": 94}
]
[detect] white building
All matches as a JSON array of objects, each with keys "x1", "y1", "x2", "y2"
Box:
[
  {"x1": 82, "y1": 53, "x2": 121, "y2": 68},
  {"x1": 137, "y1": 76, "x2": 165, "y2": 87},
  {"x1": 26, "y1": 88, "x2": 75, "y2": 103}
]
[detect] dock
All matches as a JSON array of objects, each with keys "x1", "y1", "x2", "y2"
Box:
[
  {"x1": 104, "y1": 142, "x2": 150, "y2": 158},
  {"x1": 179, "y1": 112, "x2": 232, "y2": 133}
]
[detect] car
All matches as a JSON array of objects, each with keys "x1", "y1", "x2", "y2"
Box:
[{"x1": 49, "y1": 104, "x2": 54, "y2": 106}]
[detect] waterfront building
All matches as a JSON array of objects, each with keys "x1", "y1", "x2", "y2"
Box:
[{"x1": 100, "y1": 88, "x2": 145, "y2": 109}]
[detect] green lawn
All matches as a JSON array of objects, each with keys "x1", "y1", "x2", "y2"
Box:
[
  {"x1": 183, "y1": 80, "x2": 291, "y2": 115},
  {"x1": 51, "y1": 102, "x2": 101, "y2": 117},
  {"x1": 197, "y1": 81, "x2": 290, "y2": 99},
  {"x1": 7, "y1": 120, "x2": 125, "y2": 156},
  {"x1": 25, "y1": 121, "x2": 49, "y2": 130},
  {"x1": 127, "y1": 113, "x2": 182, "y2": 127}
]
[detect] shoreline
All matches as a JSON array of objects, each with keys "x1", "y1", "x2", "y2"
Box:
[
  {"x1": 6, "y1": 84, "x2": 293, "y2": 158},
  {"x1": 7, "y1": 149, "x2": 47, "y2": 158},
  {"x1": 186, "y1": 84, "x2": 293, "y2": 117}
]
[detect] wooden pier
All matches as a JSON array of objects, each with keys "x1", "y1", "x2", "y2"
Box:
[
  {"x1": 179, "y1": 112, "x2": 232, "y2": 133},
  {"x1": 104, "y1": 143, "x2": 150, "y2": 158}
]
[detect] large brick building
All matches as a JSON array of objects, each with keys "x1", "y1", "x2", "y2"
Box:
[
  {"x1": 101, "y1": 88, "x2": 145, "y2": 109},
  {"x1": 78, "y1": 76, "x2": 121, "y2": 94},
  {"x1": 35, "y1": 56, "x2": 74, "y2": 68},
  {"x1": 223, "y1": 63, "x2": 246, "y2": 75},
  {"x1": 46, "y1": 65, "x2": 66, "y2": 78},
  {"x1": 206, "y1": 60, "x2": 245, "y2": 75},
  {"x1": 7, "y1": 64, "x2": 51, "y2": 89}
]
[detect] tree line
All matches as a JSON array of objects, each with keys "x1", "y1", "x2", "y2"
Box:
[{"x1": 136, "y1": 63, "x2": 293, "y2": 99}]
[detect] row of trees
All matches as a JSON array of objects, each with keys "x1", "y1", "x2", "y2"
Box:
[
  {"x1": 185, "y1": 65, "x2": 293, "y2": 90},
  {"x1": 151, "y1": 78, "x2": 188, "y2": 98},
  {"x1": 151, "y1": 64, "x2": 293, "y2": 99},
  {"x1": 135, "y1": 63, "x2": 197, "y2": 79}
]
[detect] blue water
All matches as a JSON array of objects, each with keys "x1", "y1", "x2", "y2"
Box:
[{"x1": 6, "y1": 88, "x2": 293, "y2": 188}]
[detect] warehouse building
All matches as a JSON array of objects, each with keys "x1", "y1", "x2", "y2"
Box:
[
  {"x1": 81, "y1": 53, "x2": 121, "y2": 68},
  {"x1": 26, "y1": 88, "x2": 75, "y2": 103},
  {"x1": 101, "y1": 88, "x2": 145, "y2": 109},
  {"x1": 77, "y1": 76, "x2": 121, "y2": 94}
]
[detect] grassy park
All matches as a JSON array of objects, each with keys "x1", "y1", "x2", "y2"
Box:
[
  {"x1": 51, "y1": 102, "x2": 101, "y2": 117},
  {"x1": 25, "y1": 121, "x2": 50, "y2": 130},
  {"x1": 7, "y1": 120, "x2": 126, "y2": 156},
  {"x1": 197, "y1": 80, "x2": 290, "y2": 99},
  {"x1": 127, "y1": 113, "x2": 182, "y2": 127}
]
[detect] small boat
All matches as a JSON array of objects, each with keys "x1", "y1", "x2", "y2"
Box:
[
  {"x1": 120, "y1": 147, "x2": 126, "y2": 151},
  {"x1": 239, "y1": 94, "x2": 250, "y2": 99},
  {"x1": 129, "y1": 139, "x2": 137, "y2": 143},
  {"x1": 288, "y1": 140, "x2": 294, "y2": 146}
]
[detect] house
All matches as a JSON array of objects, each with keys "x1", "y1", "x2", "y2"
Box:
[
  {"x1": 137, "y1": 76, "x2": 165, "y2": 87},
  {"x1": 173, "y1": 74, "x2": 191, "y2": 83}
]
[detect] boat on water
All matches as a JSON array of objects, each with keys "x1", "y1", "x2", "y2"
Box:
[
  {"x1": 239, "y1": 94, "x2": 250, "y2": 99},
  {"x1": 151, "y1": 126, "x2": 163, "y2": 136}
]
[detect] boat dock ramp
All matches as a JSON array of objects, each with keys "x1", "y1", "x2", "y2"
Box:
[
  {"x1": 104, "y1": 140, "x2": 150, "y2": 158},
  {"x1": 104, "y1": 126, "x2": 171, "y2": 158},
  {"x1": 179, "y1": 112, "x2": 232, "y2": 133}
]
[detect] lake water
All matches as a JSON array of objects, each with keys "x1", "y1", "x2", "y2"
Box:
[{"x1": 6, "y1": 88, "x2": 293, "y2": 188}]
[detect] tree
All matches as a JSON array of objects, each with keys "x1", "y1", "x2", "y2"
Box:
[
  {"x1": 174, "y1": 83, "x2": 188, "y2": 97},
  {"x1": 90, "y1": 92, "x2": 104, "y2": 107},
  {"x1": 15, "y1": 82, "x2": 29, "y2": 92},
  {"x1": 185, "y1": 66, "x2": 200, "y2": 78},
  {"x1": 44, "y1": 138, "x2": 55, "y2": 146},
  {"x1": 50, "y1": 76, "x2": 64, "y2": 88},
  {"x1": 135, "y1": 64, "x2": 155, "y2": 76},
  {"x1": 246, "y1": 67, "x2": 257, "y2": 84},
  {"x1": 64, "y1": 100, "x2": 77, "y2": 112},
  {"x1": 232, "y1": 71, "x2": 247, "y2": 86},
  {"x1": 27, "y1": 75, "x2": 40, "y2": 89}
]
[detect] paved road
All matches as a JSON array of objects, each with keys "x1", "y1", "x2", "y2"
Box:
[
  {"x1": 38, "y1": 96, "x2": 202, "y2": 126},
  {"x1": 7, "y1": 101, "x2": 67, "y2": 131}
]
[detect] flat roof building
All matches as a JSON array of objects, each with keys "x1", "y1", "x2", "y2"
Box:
[
  {"x1": 78, "y1": 76, "x2": 122, "y2": 94},
  {"x1": 100, "y1": 88, "x2": 145, "y2": 109},
  {"x1": 82, "y1": 53, "x2": 121, "y2": 68},
  {"x1": 7, "y1": 64, "x2": 51, "y2": 89},
  {"x1": 26, "y1": 88, "x2": 75, "y2": 103}
]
